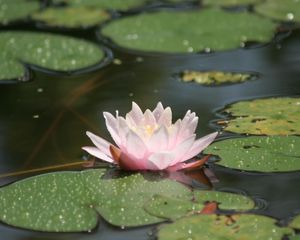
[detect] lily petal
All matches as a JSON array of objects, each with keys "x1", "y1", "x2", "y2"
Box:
[
  {"x1": 158, "y1": 107, "x2": 172, "y2": 127},
  {"x1": 103, "y1": 112, "x2": 121, "y2": 146},
  {"x1": 148, "y1": 152, "x2": 175, "y2": 170},
  {"x1": 148, "y1": 125, "x2": 169, "y2": 152},
  {"x1": 126, "y1": 102, "x2": 144, "y2": 126},
  {"x1": 170, "y1": 134, "x2": 196, "y2": 165},
  {"x1": 152, "y1": 102, "x2": 164, "y2": 121},
  {"x1": 86, "y1": 131, "x2": 112, "y2": 157},
  {"x1": 143, "y1": 109, "x2": 156, "y2": 127},
  {"x1": 82, "y1": 146, "x2": 115, "y2": 163},
  {"x1": 125, "y1": 130, "x2": 147, "y2": 159},
  {"x1": 181, "y1": 132, "x2": 218, "y2": 162}
]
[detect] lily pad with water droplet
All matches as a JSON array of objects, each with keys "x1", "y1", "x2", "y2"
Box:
[
  {"x1": 52, "y1": 0, "x2": 148, "y2": 11},
  {"x1": 145, "y1": 190, "x2": 255, "y2": 220},
  {"x1": 218, "y1": 97, "x2": 300, "y2": 135},
  {"x1": 101, "y1": 8, "x2": 277, "y2": 53},
  {"x1": 32, "y1": 6, "x2": 110, "y2": 28},
  {"x1": 255, "y1": 0, "x2": 300, "y2": 23},
  {"x1": 289, "y1": 215, "x2": 300, "y2": 229},
  {"x1": 180, "y1": 70, "x2": 253, "y2": 86},
  {"x1": 204, "y1": 136, "x2": 300, "y2": 172},
  {"x1": 203, "y1": 0, "x2": 261, "y2": 7},
  {"x1": 0, "y1": 31, "x2": 106, "y2": 81},
  {"x1": 0, "y1": 169, "x2": 191, "y2": 232},
  {"x1": 0, "y1": 0, "x2": 40, "y2": 25},
  {"x1": 157, "y1": 214, "x2": 294, "y2": 240}
]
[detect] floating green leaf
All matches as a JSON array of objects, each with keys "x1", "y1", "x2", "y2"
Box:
[
  {"x1": 181, "y1": 70, "x2": 252, "y2": 85},
  {"x1": 0, "y1": 0, "x2": 40, "y2": 25},
  {"x1": 203, "y1": 0, "x2": 261, "y2": 7},
  {"x1": 0, "y1": 31, "x2": 105, "y2": 81},
  {"x1": 145, "y1": 190, "x2": 255, "y2": 220},
  {"x1": 289, "y1": 215, "x2": 300, "y2": 229},
  {"x1": 101, "y1": 8, "x2": 277, "y2": 53},
  {"x1": 0, "y1": 169, "x2": 191, "y2": 231},
  {"x1": 219, "y1": 97, "x2": 300, "y2": 135},
  {"x1": 291, "y1": 236, "x2": 300, "y2": 240},
  {"x1": 158, "y1": 214, "x2": 294, "y2": 240},
  {"x1": 52, "y1": 0, "x2": 148, "y2": 11},
  {"x1": 193, "y1": 190, "x2": 255, "y2": 210},
  {"x1": 145, "y1": 195, "x2": 205, "y2": 220},
  {"x1": 204, "y1": 136, "x2": 300, "y2": 172},
  {"x1": 32, "y1": 7, "x2": 110, "y2": 28},
  {"x1": 255, "y1": 0, "x2": 300, "y2": 23}
]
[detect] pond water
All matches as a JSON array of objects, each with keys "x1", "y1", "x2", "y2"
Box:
[{"x1": 0, "y1": 2, "x2": 300, "y2": 240}]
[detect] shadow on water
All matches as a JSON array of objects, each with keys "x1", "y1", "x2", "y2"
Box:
[{"x1": 0, "y1": 5, "x2": 300, "y2": 240}]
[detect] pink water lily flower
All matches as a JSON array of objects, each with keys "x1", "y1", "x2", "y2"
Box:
[{"x1": 82, "y1": 102, "x2": 218, "y2": 171}]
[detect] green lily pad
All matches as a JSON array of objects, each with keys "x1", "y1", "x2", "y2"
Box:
[
  {"x1": 289, "y1": 215, "x2": 300, "y2": 229},
  {"x1": 193, "y1": 190, "x2": 255, "y2": 210},
  {"x1": 0, "y1": 169, "x2": 191, "y2": 231},
  {"x1": 203, "y1": 0, "x2": 261, "y2": 7},
  {"x1": 32, "y1": 7, "x2": 110, "y2": 28},
  {"x1": 180, "y1": 70, "x2": 253, "y2": 85},
  {"x1": 0, "y1": 31, "x2": 106, "y2": 81},
  {"x1": 291, "y1": 236, "x2": 300, "y2": 240},
  {"x1": 157, "y1": 214, "x2": 294, "y2": 240},
  {"x1": 204, "y1": 136, "x2": 300, "y2": 172},
  {"x1": 101, "y1": 8, "x2": 277, "y2": 53},
  {"x1": 52, "y1": 0, "x2": 148, "y2": 11},
  {"x1": 145, "y1": 190, "x2": 255, "y2": 220},
  {"x1": 255, "y1": 0, "x2": 300, "y2": 23},
  {"x1": 145, "y1": 195, "x2": 205, "y2": 220},
  {"x1": 218, "y1": 97, "x2": 300, "y2": 135},
  {"x1": 0, "y1": 0, "x2": 40, "y2": 25}
]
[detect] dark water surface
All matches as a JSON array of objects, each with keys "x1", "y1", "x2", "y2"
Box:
[{"x1": 0, "y1": 11, "x2": 300, "y2": 240}]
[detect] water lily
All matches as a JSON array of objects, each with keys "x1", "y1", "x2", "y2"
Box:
[{"x1": 83, "y1": 102, "x2": 218, "y2": 171}]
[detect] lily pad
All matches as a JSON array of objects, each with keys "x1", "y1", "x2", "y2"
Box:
[
  {"x1": 0, "y1": 0, "x2": 40, "y2": 25},
  {"x1": 203, "y1": 0, "x2": 261, "y2": 7},
  {"x1": 291, "y1": 236, "x2": 300, "y2": 240},
  {"x1": 218, "y1": 97, "x2": 300, "y2": 135},
  {"x1": 32, "y1": 7, "x2": 110, "y2": 28},
  {"x1": 289, "y1": 215, "x2": 300, "y2": 229},
  {"x1": 157, "y1": 214, "x2": 294, "y2": 240},
  {"x1": 0, "y1": 169, "x2": 191, "y2": 231},
  {"x1": 0, "y1": 31, "x2": 106, "y2": 81},
  {"x1": 193, "y1": 190, "x2": 255, "y2": 210},
  {"x1": 255, "y1": 0, "x2": 300, "y2": 23},
  {"x1": 180, "y1": 70, "x2": 253, "y2": 85},
  {"x1": 145, "y1": 190, "x2": 255, "y2": 220},
  {"x1": 52, "y1": 0, "x2": 148, "y2": 11},
  {"x1": 101, "y1": 8, "x2": 277, "y2": 53},
  {"x1": 204, "y1": 136, "x2": 300, "y2": 172}
]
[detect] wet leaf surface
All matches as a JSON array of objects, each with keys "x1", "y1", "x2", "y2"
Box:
[
  {"x1": 0, "y1": 0, "x2": 40, "y2": 25},
  {"x1": 289, "y1": 215, "x2": 300, "y2": 229},
  {"x1": 101, "y1": 8, "x2": 277, "y2": 53},
  {"x1": 32, "y1": 6, "x2": 110, "y2": 28},
  {"x1": 145, "y1": 190, "x2": 254, "y2": 220},
  {"x1": 193, "y1": 190, "x2": 255, "y2": 210},
  {"x1": 0, "y1": 31, "x2": 105, "y2": 81},
  {"x1": 204, "y1": 136, "x2": 300, "y2": 172},
  {"x1": 203, "y1": 0, "x2": 261, "y2": 7},
  {"x1": 0, "y1": 169, "x2": 191, "y2": 231},
  {"x1": 255, "y1": 0, "x2": 300, "y2": 23},
  {"x1": 157, "y1": 214, "x2": 294, "y2": 240},
  {"x1": 218, "y1": 97, "x2": 300, "y2": 135},
  {"x1": 180, "y1": 70, "x2": 252, "y2": 85},
  {"x1": 52, "y1": 0, "x2": 148, "y2": 11}
]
